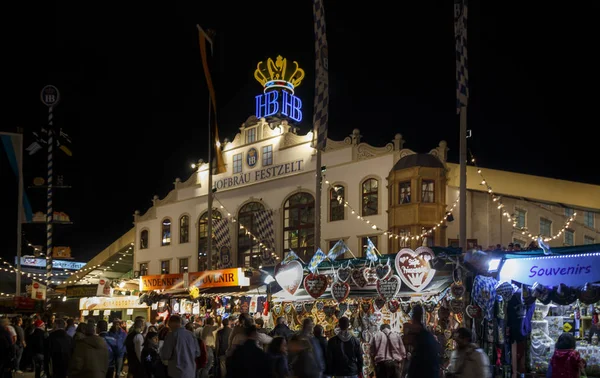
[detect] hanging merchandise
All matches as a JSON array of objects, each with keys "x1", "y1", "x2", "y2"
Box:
[
  {"x1": 303, "y1": 272, "x2": 328, "y2": 299},
  {"x1": 495, "y1": 281, "x2": 514, "y2": 302},
  {"x1": 363, "y1": 265, "x2": 378, "y2": 286},
  {"x1": 472, "y1": 275, "x2": 498, "y2": 321},
  {"x1": 376, "y1": 275, "x2": 401, "y2": 301},
  {"x1": 579, "y1": 283, "x2": 600, "y2": 305},
  {"x1": 351, "y1": 267, "x2": 368, "y2": 288},
  {"x1": 275, "y1": 260, "x2": 303, "y2": 295},
  {"x1": 531, "y1": 282, "x2": 551, "y2": 305},
  {"x1": 395, "y1": 247, "x2": 436, "y2": 292},
  {"x1": 331, "y1": 280, "x2": 350, "y2": 303},
  {"x1": 550, "y1": 283, "x2": 579, "y2": 306},
  {"x1": 374, "y1": 259, "x2": 392, "y2": 280},
  {"x1": 337, "y1": 263, "x2": 351, "y2": 283}
]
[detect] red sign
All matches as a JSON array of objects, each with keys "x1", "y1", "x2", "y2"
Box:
[
  {"x1": 100, "y1": 279, "x2": 106, "y2": 285},
  {"x1": 33, "y1": 283, "x2": 39, "y2": 289}
]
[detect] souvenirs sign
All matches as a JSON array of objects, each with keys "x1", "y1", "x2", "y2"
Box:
[
  {"x1": 395, "y1": 247, "x2": 436, "y2": 292},
  {"x1": 499, "y1": 253, "x2": 600, "y2": 287},
  {"x1": 189, "y1": 268, "x2": 250, "y2": 289},
  {"x1": 275, "y1": 260, "x2": 303, "y2": 296}
]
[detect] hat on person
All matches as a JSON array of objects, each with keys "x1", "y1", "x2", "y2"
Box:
[{"x1": 34, "y1": 320, "x2": 44, "y2": 328}]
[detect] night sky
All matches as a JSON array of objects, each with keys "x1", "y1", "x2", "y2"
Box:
[{"x1": 1, "y1": 1, "x2": 599, "y2": 265}]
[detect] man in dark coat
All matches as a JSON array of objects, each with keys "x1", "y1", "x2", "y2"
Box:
[
  {"x1": 44, "y1": 319, "x2": 72, "y2": 378},
  {"x1": 325, "y1": 317, "x2": 363, "y2": 378},
  {"x1": 269, "y1": 317, "x2": 293, "y2": 340},
  {"x1": 226, "y1": 326, "x2": 272, "y2": 378}
]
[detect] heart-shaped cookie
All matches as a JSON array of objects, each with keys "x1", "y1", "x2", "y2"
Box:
[
  {"x1": 275, "y1": 260, "x2": 303, "y2": 295},
  {"x1": 394, "y1": 247, "x2": 436, "y2": 292},
  {"x1": 361, "y1": 301, "x2": 371, "y2": 313},
  {"x1": 351, "y1": 268, "x2": 367, "y2": 288},
  {"x1": 324, "y1": 306, "x2": 336, "y2": 318},
  {"x1": 273, "y1": 304, "x2": 282, "y2": 316},
  {"x1": 294, "y1": 303, "x2": 304, "y2": 315},
  {"x1": 375, "y1": 263, "x2": 392, "y2": 280},
  {"x1": 316, "y1": 301, "x2": 325, "y2": 312},
  {"x1": 303, "y1": 273, "x2": 328, "y2": 299},
  {"x1": 338, "y1": 303, "x2": 348, "y2": 316},
  {"x1": 377, "y1": 275, "x2": 401, "y2": 300},
  {"x1": 284, "y1": 303, "x2": 292, "y2": 314},
  {"x1": 363, "y1": 267, "x2": 378, "y2": 286},
  {"x1": 337, "y1": 266, "x2": 352, "y2": 283},
  {"x1": 451, "y1": 283, "x2": 466, "y2": 298},
  {"x1": 374, "y1": 297, "x2": 386, "y2": 312},
  {"x1": 304, "y1": 302, "x2": 314, "y2": 314},
  {"x1": 331, "y1": 280, "x2": 351, "y2": 303},
  {"x1": 387, "y1": 300, "x2": 400, "y2": 313},
  {"x1": 349, "y1": 303, "x2": 358, "y2": 313},
  {"x1": 466, "y1": 304, "x2": 482, "y2": 319},
  {"x1": 449, "y1": 299, "x2": 464, "y2": 314},
  {"x1": 400, "y1": 302, "x2": 412, "y2": 315}
]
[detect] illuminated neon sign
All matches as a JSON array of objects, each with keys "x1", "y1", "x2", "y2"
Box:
[{"x1": 254, "y1": 55, "x2": 304, "y2": 123}]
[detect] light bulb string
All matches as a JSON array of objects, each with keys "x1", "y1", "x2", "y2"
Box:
[
  {"x1": 468, "y1": 150, "x2": 577, "y2": 242},
  {"x1": 323, "y1": 179, "x2": 460, "y2": 242},
  {"x1": 211, "y1": 193, "x2": 280, "y2": 261}
]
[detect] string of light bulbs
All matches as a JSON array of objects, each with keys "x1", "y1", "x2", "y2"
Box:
[
  {"x1": 323, "y1": 179, "x2": 460, "y2": 242},
  {"x1": 211, "y1": 194, "x2": 280, "y2": 265},
  {"x1": 63, "y1": 245, "x2": 134, "y2": 285},
  {"x1": 469, "y1": 151, "x2": 577, "y2": 242}
]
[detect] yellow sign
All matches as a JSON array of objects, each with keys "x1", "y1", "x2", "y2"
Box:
[
  {"x1": 79, "y1": 296, "x2": 147, "y2": 310},
  {"x1": 189, "y1": 268, "x2": 250, "y2": 289},
  {"x1": 254, "y1": 55, "x2": 305, "y2": 94},
  {"x1": 140, "y1": 273, "x2": 185, "y2": 291},
  {"x1": 563, "y1": 322, "x2": 573, "y2": 332}
]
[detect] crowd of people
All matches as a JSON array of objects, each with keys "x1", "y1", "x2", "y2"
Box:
[{"x1": 0, "y1": 305, "x2": 586, "y2": 378}]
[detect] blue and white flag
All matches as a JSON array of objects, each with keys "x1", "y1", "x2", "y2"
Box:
[
  {"x1": 1, "y1": 133, "x2": 33, "y2": 223},
  {"x1": 365, "y1": 237, "x2": 378, "y2": 262},
  {"x1": 282, "y1": 250, "x2": 300, "y2": 265},
  {"x1": 327, "y1": 239, "x2": 349, "y2": 261},
  {"x1": 455, "y1": 0, "x2": 468, "y2": 113},
  {"x1": 308, "y1": 248, "x2": 326, "y2": 273},
  {"x1": 212, "y1": 218, "x2": 231, "y2": 268},
  {"x1": 313, "y1": 0, "x2": 329, "y2": 150},
  {"x1": 255, "y1": 210, "x2": 276, "y2": 252}
]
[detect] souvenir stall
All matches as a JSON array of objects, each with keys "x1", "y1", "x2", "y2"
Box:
[
  {"x1": 138, "y1": 268, "x2": 268, "y2": 325},
  {"x1": 269, "y1": 245, "x2": 466, "y2": 377},
  {"x1": 496, "y1": 246, "x2": 600, "y2": 377},
  {"x1": 79, "y1": 296, "x2": 150, "y2": 327}
]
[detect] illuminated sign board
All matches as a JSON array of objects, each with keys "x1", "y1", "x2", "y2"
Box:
[
  {"x1": 499, "y1": 252, "x2": 600, "y2": 287},
  {"x1": 189, "y1": 268, "x2": 250, "y2": 289},
  {"x1": 214, "y1": 159, "x2": 304, "y2": 190},
  {"x1": 15, "y1": 257, "x2": 86, "y2": 271},
  {"x1": 254, "y1": 55, "x2": 304, "y2": 123}
]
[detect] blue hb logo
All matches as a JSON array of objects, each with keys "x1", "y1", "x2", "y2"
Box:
[{"x1": 255, "y1": 91, "x2": 302, "y2": 123}]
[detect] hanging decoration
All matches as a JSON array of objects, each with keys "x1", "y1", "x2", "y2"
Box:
[
  {"x1": 387, "y1": 300, "x2": 400, "y2": 313},
  {"x1": 363, "y1": 266, "x2": 378, "y2": 286},
  {"x1": 472, "y1": 275, "x2": 498, "y2": 320},
  {"x1": 395, "y1": 247, "x2": 436, "y2": 292},
  {"x1": 375, "y1": 259, "x2": 392, "y2": 280},
  {"x1": 374, "y1": 297, "x2": 386, "y2": 312},
  {"x1": 450, "y1": 282, "x2": 466, "y2": 299},
  {"x1": 351, "y1": 267, "x2": 368, "y2": 288},
  {"x1": 331, "y1": 280, "x2": 350, "y2": 303},
  {"x1": 337, "y1": 263, "x2": 351, "y2": 283},
  {"x1": 376, "y1": 275, "x2": 402, "y2": 301},
  {"x1": 275, "y1": 260, "x2": 303, "y2": 296},
  {"x1": 303, "y1": 272, "x2": 328, "y2": 299},
  {"x1": 465, "y1": 304, "x2": 482, "y2": 319}
]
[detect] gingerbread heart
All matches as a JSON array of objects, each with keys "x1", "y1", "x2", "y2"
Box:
[
  {"x1": 324, "y1": 306, "x2": 336, "y2": 318},
  {"x1": 273, "y1": 304, "x2": 282, "y2": 316},
  {"x1": 338, "y1": 303, "x2": 348, "y2": 316},
  {"x1": 449, "y1": 299, "x2": 464, "y2": 314},
  {"x1": 304, "y1": 302, "x2": 314, "y2": 314},
  {"x1": 363, "y1": 267, "x2": 378, "y2": 286},
  {"x1": 451, "y1": 283, "x2": 466, "y2": 298},
  {"x1": 466, "y1": 304, "x2": 482, "y2": 319},
  {"x1": 349, "y1": 303, "x2": 359, "y2": 313},
  {"x1": 303, "y1": 273, "x2": 328, "y2": 299},
  {"x1": 294, "y1": 303, "x2": 304, "y2": 315},
  {"x1": 400, "y1": 302, "x2": 412, "y2": 315},
  {"x1": 377, "y1": 275, "x2": 401, "y2": 300},
  {"x1": 337, "y1": 266, "x2": 352, "y2": 283},
  {"x1": 316, "y1": 301, "x2": 325, "y2": 311},
  {"x1": 275, "y1": 260, "x2": 303, "y2": 295},
  {"x1": 387, "y1": 300, "x2": 400, "y2": 313},
  {"x1": 374, "y1": 297, "x2": 386, "y2": 312},
  {"x1": 331, "y1": 280, "x2": 350, "y2": 303},
  {"x1": 361, "y1": 301, "x2": 371, "y2": 313},
  {"x1": 284, "y1": 303, "x2": 292, "y2": 314},
  {"x1": 352, "y1": 268, "x2": 367, "y2": 288},
  {"x1": 375, "y1": 263, "x2": 392, "y2": 280},
  {"x1": 394, "y1": 247, "x2": 436, "y2": 292}
]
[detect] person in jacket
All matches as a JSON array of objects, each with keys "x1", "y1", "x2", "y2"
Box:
[
  {"x1": 200, "y1": 317, "x2": 218, "y2": 378},
  {"x1": 269, "y1": 317, "x2": 293, "y2": 341},
  {"x1": 29, "y1": 319, "x2": 46, "y2": 378},
  {"x1": 289, "y1": 334, "x2": 320, "y2": 378},
  {"x1": 446, "y1": 328, "x2": 490, "y2": 378},
  {"x1": 98, "y1": 320, "x2": 119, "y2": 378},
  {"x1": 160, "y1": 315, "x2": 200, "y2": 378},
  {"x1": 44, "y1": 319, "x2": 72, "y2": 378},
  {"x1": 68, "y1": 321, "x2": 109, "y2": 378},
  {"x1": 126, "y1": 319, "x2": 145, "y2": 378},
  {"x1": 0, "y1": 320, "x2": 15, "y2": 378},
  {"x1": 405, "y1": 304, "x2": 441, "y2": 378},
  {"x1": 312, "y1": 324, "x2": 327, "y2": 369},
  {"x1": 547, "y1": 332, "x2": 584, "y2": 378},
  {"x1": 141, "y1": 331, "x2": 166, "y2": 378},
  {"x1": 109, "y1": 319, "x2": 127, "y2": 378},
  {"x1": 216, "y1": 318, "x2": 233, "y2": 378},
  {"x1": 267, "y1": 337, "x2": 289, "y2": 378},
  {"x1": 66, "y1": 319, "x2": 77, "y2": 338},
  {"x1": 12, "y1": 316, "x2": 25, "y2": 373},
  {"x1": 325, "y1": 316, "x2": 363, "y2": 378},
  {"x1": 299, "y1": 318, "x2": 325, "y2": 376},
  {"x1": 226, "y1": 326, "x2": 273, "y2": 378},
  {"x1": 228, "y1": 315, "x2": 272, "y2": 356},
  {"x1": 370, "y1": 323, "x2": 406, "y2": 378}
]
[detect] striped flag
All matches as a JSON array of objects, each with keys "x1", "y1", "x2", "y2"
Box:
[
  {"x1": 313, "y1": 0, "x2": 329, "y2": 150},
  {"x1": 198, "y1": 26, "x2": 227, "y2": 174},
  {"x1": 282, "y1": 250, "x2": 300, "y2": 265},
  {"x1": 212, "y1": 218, "x2": 232, "y2": 268},
  {"x1": 327, "y1": 239, "x2": 349, "y2": 261},
  {"x1": 455, "y1": 0, "x2": 469, "y2": 113},
  {"x1": 308, "y1": 248, "x2": 326, "y2": 273},
  {"x1": 365, "y1": 238, "x2": 378, "y2": 262},
  {"x1": 1, "y1": 133, "x2": 33, "y2": 223}
]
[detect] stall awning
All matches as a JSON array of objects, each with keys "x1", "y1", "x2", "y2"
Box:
[{"x1": 272, "y1": 274, "x2": 453, "y2": 302}]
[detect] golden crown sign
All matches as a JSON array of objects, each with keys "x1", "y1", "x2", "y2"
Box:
[{"x1": 254, "y1": 55, "x2": 305, "y2": 95}]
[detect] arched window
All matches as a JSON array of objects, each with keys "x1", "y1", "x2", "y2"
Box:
[
  {"x1": 198, "y1": 210, "x2": 222, "y2": 271},
  {"x1": 362, "y1": 178, "x2": 379, "y2": 216},
  {"x1": 283, "y1": 192, "x2": 315, "y2": 262},
  {"x1": 161, "y1": 218, "x2": 172, "y2": 246},
  {"x1": 329, "y1": 185, "x2": 345, "y2": 222},
  {"x1": 140, "y1": 230, "x2": 149, "y2": 249},
  {"x1": 179, "y1": 215, "x2": 190, "y2": 244},
  {"x1": 237, "y1": 202, "x2": 265, "y2": 268}
]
